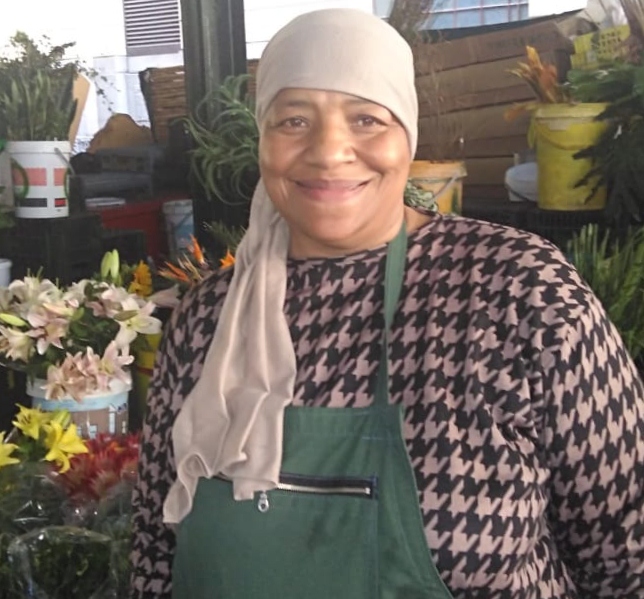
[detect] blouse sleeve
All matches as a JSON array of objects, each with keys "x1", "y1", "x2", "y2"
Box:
[
  {"x1": 129, "y1": 269, "x2": 230, "y2": 598},
  {"x1": 542, "y1": 288, "x2": 644, "y2": 596},
  {"x1": 129, "y1": 301, "x2": 183, "y2": 598}
]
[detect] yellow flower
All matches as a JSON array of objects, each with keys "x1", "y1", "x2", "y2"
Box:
[
  {"x1": 0, "y1": 431, "x2": 20, "y2": 469},
  {"x1": 220, "y1": 250, "x2": 235, "y2": 269},
  {"x1": 12, "y1": 404, "x2": 51, "y2": 441},
  {"x1": 43, "y1": 421, "x2": 88, "y2": 473},
  {"x1": 128, "y1": 261, "x2": 153, "y2": 297},
  {"x1": 49, "y1": 409, "x2": 71, "y2": 429}
]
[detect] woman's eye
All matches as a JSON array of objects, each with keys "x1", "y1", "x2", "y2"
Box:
[
  {"x1": 279, "y1": 117, "x2": 307, "y2": 128},
  {"x1": 354, "y1": 115, "x2": 385, "y2": 127}
]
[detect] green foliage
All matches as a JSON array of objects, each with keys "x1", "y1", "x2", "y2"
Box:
[
  {"x1": 568, "y1": 224, "x2": 644, "y2": 365},
  {"x1": 567, "y1": 63, "x2": 644, "y2": 116},
  {"x1": 403, "y1": 181, "x2": 438, "y2": 210},
  {"x1": 8, "y1": 526, "x2": 112, "y2": 599},
  {"x1": 205, "y1": 220, "x2": 246, "y2": 253},
  {"x1": 0, "y1": 32, "x2": 79, "y2": 141},
  {"x1": 184, "y1": 74, "x2": 259, "y2": 206},
  {"x1": 567, "y1": 64, "x2": 644, "y2": 225}
]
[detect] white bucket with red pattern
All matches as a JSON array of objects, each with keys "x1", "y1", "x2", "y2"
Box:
[{"x1": 8, "y1": 140, "x2": 70, "y2": 219}]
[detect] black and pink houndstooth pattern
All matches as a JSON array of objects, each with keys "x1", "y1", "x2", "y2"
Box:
[{"x1": 131, "y1": 213, "x2": 644, "y2": 598}]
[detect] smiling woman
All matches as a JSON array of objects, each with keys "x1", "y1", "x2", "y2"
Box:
[
  {"x1": 131, "y1": 8, "x2": 644, "y2": 599},
  {"x1": 259, "y1": 88, "x2": 416, "y2": 257}
]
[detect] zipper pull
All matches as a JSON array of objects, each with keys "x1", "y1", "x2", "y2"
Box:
[{"x1": 257, "y1": 491, "x2": 270, "y2": 513}]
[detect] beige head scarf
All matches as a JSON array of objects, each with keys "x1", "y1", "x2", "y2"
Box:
[{"x1": 164, "y1": 8, "x2": 418, "y2": 524}]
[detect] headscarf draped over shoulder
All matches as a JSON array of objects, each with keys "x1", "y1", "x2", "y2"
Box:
[{"x1": 164, "y1": 8, "x2": 418, "y2": 524}]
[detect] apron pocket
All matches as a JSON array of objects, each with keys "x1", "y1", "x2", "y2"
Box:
[{"x1": 173, "y1": 474, "x2": 379, "y2": 599}]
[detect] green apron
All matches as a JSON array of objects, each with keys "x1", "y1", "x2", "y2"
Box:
[{"x1": 172, "y1": 225, "x2": 454, "y2": 599}]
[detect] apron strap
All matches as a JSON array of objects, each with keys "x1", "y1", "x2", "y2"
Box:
[{"x1": 374, "y1": 221, "x2": 407, "y2": 408}]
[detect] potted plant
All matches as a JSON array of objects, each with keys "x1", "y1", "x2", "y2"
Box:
[
  {"x1": 388, "y1": 0, "x2": 468, "y2": 214},
  {"x1": 565, "y1": 0, "x2": 644, "y2": 226},
  {"x1": 0, "y1": 251, "x2": 162, "y2": 437},
  {"x1": 183, "y1": 73, "x2": 259, "y2": 248},
  {"x1": 0, "y1": 32, "x2": 81, "y2": 219},
  {"x1": 506, "y1": 46, "x2": 610, "y2": 211}
]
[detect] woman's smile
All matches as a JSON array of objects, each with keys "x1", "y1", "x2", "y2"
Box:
[{"x1": 293, "y1": 178, "x2": 370, "y2": 202}]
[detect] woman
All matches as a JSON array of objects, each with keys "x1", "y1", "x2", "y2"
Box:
[{"x1": 131, "y1": 8, "x2": 644, "y2": 598}]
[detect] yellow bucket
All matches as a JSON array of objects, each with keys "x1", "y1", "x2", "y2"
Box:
[
  {"x1": 534, "y1": 103, "x2": 608, "y2": 211},
  {"x1": 132, "y1": 332, "x2": 163, "y2": 419},
  {"x1": 408, "y1": 160, "x2": 467, "y2": 214}
]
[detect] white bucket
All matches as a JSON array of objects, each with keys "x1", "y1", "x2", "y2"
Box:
[
  {"x1": 7, "y1": 140, "x2": 70, "y2": 219},
  {"x1": 28, "y1": 378, "x2": 131, "y2": 439},
  {"x1": 505, "y1": 162, "x2": 538, "y2": 203},
  {"x1": 163, "y1": 199, "x2": 194, "y2": 258},
  {"x1": 0, "y1": 258, "x2": 11, "y2": 287}
]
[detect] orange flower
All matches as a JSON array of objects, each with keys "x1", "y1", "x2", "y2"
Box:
[
  {"x1": 505, "y1": 46, "x2": 569, "y2": 122},
  {"x1": 220, "y1": 250, "x2": 235, "y2": 269},
  {"x1": 188, "y1": 235, "x2": 206, "y2": 266}
]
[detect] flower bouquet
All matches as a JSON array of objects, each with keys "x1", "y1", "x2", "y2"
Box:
[
  {"x1": 0, "y1": 251, "x2": 162, "y2": 436},
  {"x1": 0, "y1": 405, "x2": 140, "y2": 598}
]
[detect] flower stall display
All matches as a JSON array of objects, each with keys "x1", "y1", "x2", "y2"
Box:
[
  {"x1": 0, "y1": 255, "x2": 162, "y2": 437},
  {"x1": 0, "y1": 405, "x2": 139, "y2": 598}
]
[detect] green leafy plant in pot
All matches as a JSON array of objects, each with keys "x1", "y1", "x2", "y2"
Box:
[
  {"x1": 0, "y1": 32, "x2": 82, "y2": 219},
  {"x1": 566, "y1": 0, "x2": 644, "y2": 226},
  {"x1": 183, "y1": 74, "x2": 259, "y2": 246}
]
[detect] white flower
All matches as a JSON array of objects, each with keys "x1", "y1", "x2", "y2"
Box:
[
  {"x1": 26, "y1": 303, "x2": 71, "y2": 355},
  {"x1": 8, "y1": 277, "x2": 62, "y2": 317},
  {"x1": 0, "y1": 326, "x2": 35, "y2": 362},
  {"x1": 62, "y1": 279, "x2": 91, "y2": 307},
  {"x1": 114, "y1": 298, "x2": 162, "y2": 350}
]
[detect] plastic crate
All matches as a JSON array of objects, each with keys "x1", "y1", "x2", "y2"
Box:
[
  {"x1": 89, "y1": 199, "x2": 169, "y2": 263},
  {"x1": 1, "y1": 213, "x2": 103, "y2": 284},
  {"x1": 571, "y1": 25, "x2": 630, "y2": 69},
  {"x1": 101, "y1": 228, "x2": 148, "y2": 266}
]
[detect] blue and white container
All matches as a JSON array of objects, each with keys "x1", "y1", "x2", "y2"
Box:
[{"x1": 163, "y1": 199, "x2": 194, "y2": 258}]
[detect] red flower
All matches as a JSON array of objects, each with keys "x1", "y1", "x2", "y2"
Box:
[{"x1": 56, "y1": 432, "x2": 140, "y2": 503}]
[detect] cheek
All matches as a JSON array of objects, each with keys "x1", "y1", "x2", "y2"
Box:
[
  {"x1": 361, "y1": 133, "x2": 411, "y2": 175},
  {"x1": 259, "y1": 136, "x2": 298, "y2": 180}
]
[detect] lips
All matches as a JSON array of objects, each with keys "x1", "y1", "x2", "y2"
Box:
[
  {"x1": 294, "y1": 179, "x2": 368, "y2": 201},
  {"x1": 296, "y1": 179, "x2": 366, "y2": 190}
]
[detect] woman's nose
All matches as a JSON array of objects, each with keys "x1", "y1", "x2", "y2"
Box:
[{"x1": 305, "y1": 120, "x2": 354, "y2": 168}]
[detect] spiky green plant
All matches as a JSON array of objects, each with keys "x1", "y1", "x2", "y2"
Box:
[
  {"x1": 183, "y1": 74, "x2": 259, "y2": 206},
  {"x1": 568, "y1": 224, "x2": 644, "y2": 365},
  {"x1": 0, "y1": 33, "x2": 79, "y2": 141}
]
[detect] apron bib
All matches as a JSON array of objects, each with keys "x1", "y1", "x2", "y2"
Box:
[{"x1": 172, "y1": 225, "x2": 454, "y2": 599}]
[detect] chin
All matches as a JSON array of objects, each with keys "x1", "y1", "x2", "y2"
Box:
[{"x1": 291, "y1": 222, "x2": 374, "y2": 258}]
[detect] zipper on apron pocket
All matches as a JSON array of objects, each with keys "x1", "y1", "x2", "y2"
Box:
[{"x1": 257, "y1": 473, "x2": 378, "y2": 513}]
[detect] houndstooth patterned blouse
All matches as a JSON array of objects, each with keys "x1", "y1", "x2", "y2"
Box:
[{"x1": 130, "y1": 214, "x2": 644, "y2": 598}]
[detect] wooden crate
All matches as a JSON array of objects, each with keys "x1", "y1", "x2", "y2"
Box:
[
  {"x1": 140, "y1": 61, "x2": 260, "y2": 144},
  {"x1": 140, "y1": 65, "x2": 188, "y2": 144}
]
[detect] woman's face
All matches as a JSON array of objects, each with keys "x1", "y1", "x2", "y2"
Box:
[{"x1": 259, "y1": 88, "x2": 411, "y2": 258}]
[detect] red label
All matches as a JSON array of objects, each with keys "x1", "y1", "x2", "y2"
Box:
[
  {"x1": 12, "y1": 166, "x2": 47, "y2": 186},
  {"x1": 53, "y1": 168, "x2": 67, "y2": 186}
]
